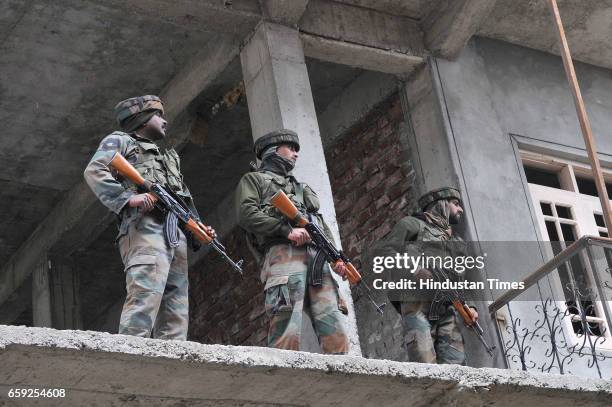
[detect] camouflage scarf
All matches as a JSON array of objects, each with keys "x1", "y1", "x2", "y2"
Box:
[
  {"x1": 423, "y1": 200, "x2": 452, "y2": 239},
  {"x1": 120, "y1": 110, "x2": 158, "y2": 133},
  {"x1": 259, "y1": 152, "x2": 295, "y2": 176}
]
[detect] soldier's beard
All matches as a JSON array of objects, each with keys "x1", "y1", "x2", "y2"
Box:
[
  {"x1": 449, "y1": 213, "x2": 461, "y2": 225},
  {"x1": 142, "y1": 126, "x2": 165, "y2": 141}
]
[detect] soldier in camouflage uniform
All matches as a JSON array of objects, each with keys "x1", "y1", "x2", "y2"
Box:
[
  {"x1": 380, "y1": 187, "x2": 478, "y2": 365},
  {"x1": 84, "y1": 95, "x2": 214, "y2": 340},
  {"x1": 235, "y1": 129, "x2": 349, "y2": 354}
]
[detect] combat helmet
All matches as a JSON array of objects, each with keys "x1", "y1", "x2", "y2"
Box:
[
  {"x1": 114, "y1": 95, "x2": 164, "y2": 131},
  {"x1": 253, "y1": 129, "x2": 300, "y2": 159},
  {"x1": 418, "y1": 187, "x2": 462, "y2": 211}
]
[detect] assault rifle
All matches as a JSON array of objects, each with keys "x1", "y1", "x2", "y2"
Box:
[
  {"x1": 109, "y1": 153, "x2": 244, "y2": 275},
  {"x1": 270, "y1": 190, "x2": 385, "y2": 314},
  {"x1": 433, "y1": 267, "x2": 495, "y2": 357}
]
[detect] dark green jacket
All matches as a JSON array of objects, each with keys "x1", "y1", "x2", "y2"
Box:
[
  {"x1": 235, "y1": 169, "x2": 333, "y2": 258},
  {"x1": 379, "y1": 214, "x2": 464, "y2": 318}
]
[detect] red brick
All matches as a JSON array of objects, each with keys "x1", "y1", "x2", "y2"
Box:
[
  {"x1": 365, "y1": 171, "x2": 386, "y2": 192},
  {"x1": 385, "y1": 169, "x2": 405, "y2": 187},
  {"x1": 375, "y1": 195, "x2": 390, "y2": 210},
  {"x1": 352, "y1": 193, "x2": 373, "y2": 214}
]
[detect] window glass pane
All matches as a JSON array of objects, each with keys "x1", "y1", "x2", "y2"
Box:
[
  {"x1": 524, "y1": 166, "x2": 561, "y2": 188},
  {"x1": 560, "y1": 223, "x2": 576, "y2": 242},
  {"x1": 540, "y1": 202, "x2": 553, "y2": 216},
  {"x1": 556, "y1": 205, "x2": 573, "y2": 219},
  {"x1": 576, "y1": 176, "x2": 612, "y2": 199},
  {"x1": 545, "y1": 220, "x2": 560, "y2": 242},
  {"x1": 594, "y1": 213, "x2": 605, "y2": 228}
]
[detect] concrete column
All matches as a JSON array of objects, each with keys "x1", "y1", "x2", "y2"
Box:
[
  {"x1": 399, "y1": 59, "x2": 505, "y2": 368},
  {"x1": 31, "y1": 255, "x2": 82, "y2": 329},
  {"x1": 240, "y1": 22, "x2": 361, "y2": 356},
  {"x1": 49, "y1": 257, "x2": 83, "y2": 330},
  {"x1": 32, "y1": 256, "x2": 52, "y2": 327}
]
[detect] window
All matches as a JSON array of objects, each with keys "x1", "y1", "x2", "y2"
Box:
[
  {"x1": 521, "y1": 151, "x2": 612, "y2": 341},
  {"x1": 524, "y1": 166, "x2": 561, "y2": 188},
  {"x1": 576, "y1": 176, "x2": 612, "y2": 200}
]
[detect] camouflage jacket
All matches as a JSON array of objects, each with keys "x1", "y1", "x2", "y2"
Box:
[
  {"x1": 235, "y1": 169, "x2": 334, "y2": 260},
  {"x1": 379, "y1": 215, "x2": 465, "y2": 319},
  {"x1": 83, "y1": 131, "x2": 197, "y2": 240}
]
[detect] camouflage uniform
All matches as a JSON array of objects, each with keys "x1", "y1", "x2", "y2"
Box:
[
  {"x1": 235, "y1": 130, "x2": 349, "y2": 354},
  {"x1": 84, "y1": 95, "x2": 196, "y2": 340},
  {"x1": 380, "y1": 187, "x2": 469, "y2": 365}
]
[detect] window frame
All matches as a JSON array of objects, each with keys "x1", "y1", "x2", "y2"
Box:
[{"x1": 521, "y1": 150, "x2": 612, "y2": 352}]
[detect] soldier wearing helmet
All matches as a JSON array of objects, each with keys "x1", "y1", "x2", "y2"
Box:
[
  {"x1": 235, "y1": 129, "x2": 349, "y2": 354},
  {"x1": 83, "y1": 95, "x2": 215, "y2": 340},
  {"x1": 378, "y1": 187, "x2": 478, "y2": 365}
]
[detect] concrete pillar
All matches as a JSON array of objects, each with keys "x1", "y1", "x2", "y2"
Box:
[
  {"x1": 49, "y1": 257, "x2": 82, "y2": 330},
  {"x1": 240, "y1": 22, "x2": 361, "y2": 356},
  {"x1": 399, "y1": 59, "x2": 505, "y2": 368},
  {"x1": 32, "y1": 255, "x2": 82, "y2": 329},
  {"x1": 32, "y1": 256, "x2": 52, "y2": 327}
]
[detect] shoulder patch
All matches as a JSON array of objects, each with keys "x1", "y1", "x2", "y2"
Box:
[{"x1": 98, "y1": 137, "x2": 121, "y2": 152}]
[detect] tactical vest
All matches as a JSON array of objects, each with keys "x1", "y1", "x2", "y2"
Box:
[
  {"x1": 246, "y1": 170, "x2": 323, "y2": 262},
  {"x1": 398, "y1": 217, "x2": 467, "y2": 320},
  {"x1": 114, "y1": 132, "x2": 188, "y2": 238},
  {"x1": 121, "y1": 135, "x2": 185, "y2": 195},
  {"x1": 257, "y1": 170, "x2": 312, "y2": 216}
]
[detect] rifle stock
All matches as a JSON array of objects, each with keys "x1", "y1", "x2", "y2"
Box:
[
  {"x1": 109, "y1": 153, "x2": 149, "y2": 189},
  {"x1": 108, "y1": 152, "x2": 243, "y2": 274},
  {"x1": 270, "y1": 191, "x2": 307, "y2": 228},
  {"x1": 270, "y1": 190, "x2": 385, "y2": 314}
]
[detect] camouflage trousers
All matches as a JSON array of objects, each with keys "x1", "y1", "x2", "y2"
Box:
[
  {"x1": 117, "y1": 214, "x2": 189, "y2": 340},
  {"x1": 400, "y1": 301, "x2": 465, "y2": 365},
  {"x1": 262, "y1": 244, "x2": 349, "y2": 354}
]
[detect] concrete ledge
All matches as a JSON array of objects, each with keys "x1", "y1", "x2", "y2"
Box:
[{"x1": 1, "y1": 325, "x2": 611, "y2": 406}]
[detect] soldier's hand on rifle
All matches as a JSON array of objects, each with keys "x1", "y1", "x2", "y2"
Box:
[
  {"x1": 198, "y1": 222, "x2": 217, "y2": 239},
  {"x1": 128, "y1": 193, "x2": 155, "y2": 212},
  {"x1": 287, "y1": 228, "x2": 311, "y2": 246},
  {"x1": 331, "y1": 262, "x2": 348, "y2": 280},
  {"x1": 468, "y1": 307, "x2": 479, "y2": 323}
]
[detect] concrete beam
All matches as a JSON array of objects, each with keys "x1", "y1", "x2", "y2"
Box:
[
  {"x1": 0, "y1": 39, "x2": 241, "y2": 308},
  {"x1": 300, "y1": 0, "x2": 423, "y2": 55},
  {"x1": 423, "y1": 0, "x2": 498, "y2": 60},
  {"x1": 160, "y1": 37, "x2": 242, "y2": 124},
  {"x1": 1, "y1": 325, "x2": 611, "y2": 406},
  {"x1": 301, "y1": 33, "x2": 423, "y2": 75},
  {"x1": 299, "y1": 0, "x2": 424, "y2": 73},
  {"x1": 262, "y1": 0, "x2": 309, "y2": 26},
  {"x1": 100, "y1": 0, "x2": 261, "y2": 36},
  {"x1": 332, "y1": 0, "x2": 422, "y2": 18}
]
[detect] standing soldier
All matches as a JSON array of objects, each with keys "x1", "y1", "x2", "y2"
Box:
[
  {"x1": 84, "y1": 95, "x2": 214, "y2": 340},
  {"x1": 380, "y1": 187, "x2": 478, "y2": 365},
  {"x1": 235, "y1": 129, "x2": 349, "y2": 354}
]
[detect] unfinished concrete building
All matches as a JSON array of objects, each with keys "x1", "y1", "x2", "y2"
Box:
[{"x1": 2, "y1": 0, "x2": 612, "y2": 405}]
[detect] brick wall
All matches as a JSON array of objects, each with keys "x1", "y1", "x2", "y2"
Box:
[
  {"x1": 188, "y1": 233, "x2": 267, "y2": 346},
  {"x1": 325, "y1": 92, "x2": 417, "y2": 359},
  {"x1": 189, "y1": 92, "x2": 416, "y2": 360}
]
